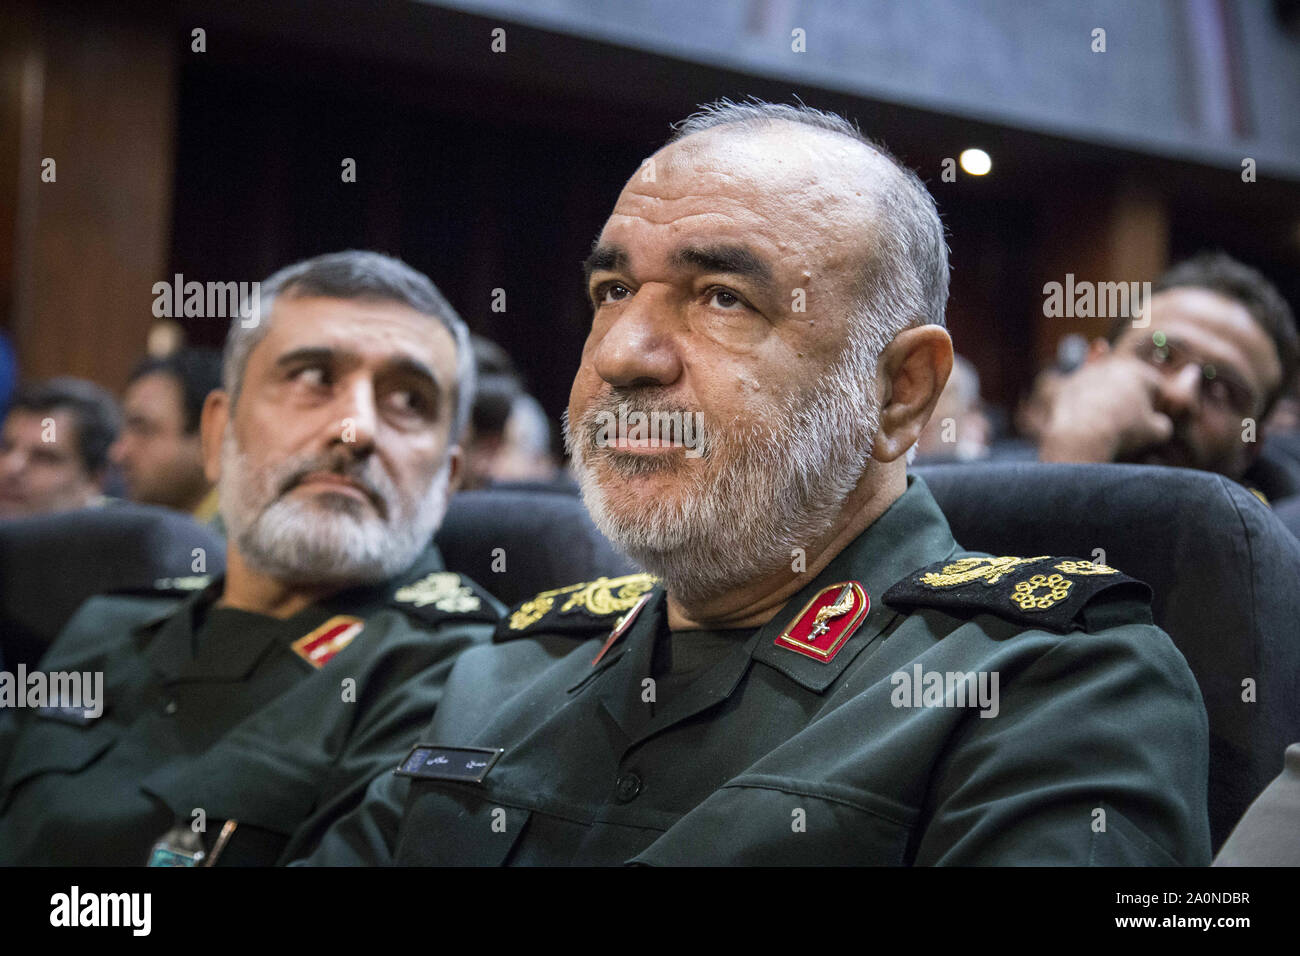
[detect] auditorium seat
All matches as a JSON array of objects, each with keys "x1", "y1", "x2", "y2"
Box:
[
  {"x1": 915, "y1": 461, "x2": 1300, "y2": 852},
  {"x1": 1272, "y1": 494, "x2": 1300, "y2": 541},
  {"x1": 436, "y1": 487, "x2": 637, "y2": 607},
  {"x1": 1243, "y1": 440, "x2": 1300, "y2": 501},
  {"x1": 0, "y1": 504, "x2": 225, "y2": 669}
]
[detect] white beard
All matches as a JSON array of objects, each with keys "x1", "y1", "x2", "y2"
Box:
[
  {"x1": 218, "y1": 430, "x2": 450, "y2": 589},
  {"x1": 567, "y1": 349, "x2": 881, "y2": 607}
]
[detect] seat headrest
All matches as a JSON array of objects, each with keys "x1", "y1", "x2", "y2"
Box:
[
  {"x1": 915, "y1": 461, "x2": 1300, "y2": 850},
  {"x1": 436, "y1": 488, "x2": 637, "y2": 607},
  {"x1": 0, "y1": 503, "x2": 225, "y2": 667}
]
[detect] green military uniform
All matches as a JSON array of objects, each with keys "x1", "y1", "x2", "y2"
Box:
[
  {"x1": 304, "y1": 476, "x2": 1211, "y2": 866},
  {"x1": 0, "y1": 547, "x2": 500, "y2": 866}
]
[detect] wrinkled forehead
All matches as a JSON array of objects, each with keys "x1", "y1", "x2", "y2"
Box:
[{"x1": 255, "y1": 295, "x2": 459, "y2": 376}]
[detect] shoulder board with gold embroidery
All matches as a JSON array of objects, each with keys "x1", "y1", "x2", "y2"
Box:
[
  {"x1": 881, "y1": 555, "x2": 1152, "y2": 634},
  {"x1": 389, "y1": 572, "x2": 502, "y2": 627},
  {"x1": 495, "y1": 573, "x2": 659, "y2": 642}
]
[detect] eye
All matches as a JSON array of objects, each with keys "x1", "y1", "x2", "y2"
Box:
[
  {"x1": 387, "y1": 389, "x2": 430, "y2": 416},
  {"x1": 291, "y1": 365, "x2": 329, "y2": 388},
  {"x1": 597, "y1": 283, "x2": 632, "y2": 306},
  {"x1": 706, "y1": 286, "x2": 747, "y2": 310},
  {"x1": 1203, "y1": 378, "x2": 1234, "y2": 407}
]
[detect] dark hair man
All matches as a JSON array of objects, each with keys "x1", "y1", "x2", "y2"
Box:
[
  {"x1": 111, "y1": 349, "x2": 224, "y2": 522},
  {"x1": 304, "y1": 102, "x2": 1209, "y2": 866},
  {"x1": 1040, "y1": 252, "x2": 1298, "y2": 490},
  {"x1": 0, "y1": 377, "x2": 120, "y2": 519},
  {"x1": 0, "y1": 251, "x2": 500, "y2": 865}
]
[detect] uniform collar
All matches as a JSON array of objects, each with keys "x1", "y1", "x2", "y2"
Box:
[
  {"x1": 748, "y1": 474, "x2": 960, "y2": 692},
  {"x1": 580, "y1": 475, "x2": 961, "y2": 746},
  {"x1": 139, "y1": 545, "x2": 448, "y2": 681}
]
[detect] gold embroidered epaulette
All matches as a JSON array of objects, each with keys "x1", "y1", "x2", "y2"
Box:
[
  {"x1": 496, "y1": 573, "x2": 659, "y2": 641},
  {"x1": 881, "y1": 555, "x2": 1152, "y2": 633},
  {"x1": 390, "y1": 572, "x2": 501, "y2": 626}
]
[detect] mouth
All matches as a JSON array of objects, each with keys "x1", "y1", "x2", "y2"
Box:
[
  {"x1": 290, "y1": 472, "x2": 385, "y2": 515},
  {"x1": 607, "y1": 435, "x2": 688, "y2": 456}
]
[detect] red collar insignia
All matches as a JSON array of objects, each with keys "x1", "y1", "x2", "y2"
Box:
[
  {"x1": 774, "y1": 582, "x2": 869, "y2": 663},
  {"x1": 291, "y1": 615, "x2": 365, "y2": 668}
]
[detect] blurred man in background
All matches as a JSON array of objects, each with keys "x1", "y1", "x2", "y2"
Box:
[
  {"x1": 1040, "y1": 252, "x2": 1298, "y2": 497},
  {"x1": 461, "y1": 335, "x2": 564, "y2": 490},
  {"x1": 913, "y1": 354, "x2": 990, "y2": 463},
  {"x1": 0, "y1": 378, "x2": 119, "y2": 519},
  {"x1": 111, "y1": 349, "x2": 223, "y2": 523}
]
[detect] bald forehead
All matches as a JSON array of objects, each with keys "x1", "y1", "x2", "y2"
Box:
[
  {"x1": 606, "y1": 124, "x2": 890, "y2": 265},
  {"x1": 666, "y1": 121, "x2": 885, "y2": 178}
]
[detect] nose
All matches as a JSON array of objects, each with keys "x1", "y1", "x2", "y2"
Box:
[
  {"x1": 332, "y1": 376, "x2": 379, "y2": 454},
  {"x1": 1156, "y1": 363, "x2": 1202, "y2": 416},
  {"x1": 108, "y1": 436, "x2": 128, "y2": 466},
  {"x1": 592, "y1": 287, "x2": 683, "y2": 389}
]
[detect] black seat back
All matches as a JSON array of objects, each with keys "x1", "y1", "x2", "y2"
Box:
[
  {"x1": 0, "y1": 504, "x2": 225, "y2": 668},
  {"x1": 1273, "y1": 495, "x2": 1300, "y2": 541},
  {"x1": 436, "y1": 488, "x2": 637, "y2": 607},
  {"x1": 915, "y1": 461, "x2": 1300, "y2": 851}
]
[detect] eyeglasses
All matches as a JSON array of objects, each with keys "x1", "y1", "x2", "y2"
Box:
[{"x1": 1133, "y1": 334, "x2": 1258, "y2": 418}]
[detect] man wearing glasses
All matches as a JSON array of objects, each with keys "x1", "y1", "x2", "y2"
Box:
[{"x1": 1040, "y1": 252, "x2": 1297, "y2": 490}]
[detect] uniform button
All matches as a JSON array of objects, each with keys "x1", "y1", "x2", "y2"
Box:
[
  {"x1": 163, "y1": 700, "x2": 178, "y2": 715},
  {"x1": 614, "y1": 772, "x2": 642, "y2": 803}
]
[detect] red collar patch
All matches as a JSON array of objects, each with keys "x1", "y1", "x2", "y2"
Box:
[
  {"x1": 774, "y1": 582, "x2": 869, "y2": 663},
  {"x1": 291, "y1": 615, "x2": 365, "y2": 668}
]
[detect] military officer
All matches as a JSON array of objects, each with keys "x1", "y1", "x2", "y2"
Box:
[
  {"x1": 0, "y1": 250, "x2": 500, "y2": 866},
  {"x1": 303, "y1": 101, "x2": 1211, "y2": 866}
]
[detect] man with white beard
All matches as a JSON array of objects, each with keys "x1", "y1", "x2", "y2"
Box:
[
  {"x1": 304, "y1": 103, "x2": 1211, "y2": 865},
  {"x1": 0, "y1": 251, "x2": 500, "y2": 865}
]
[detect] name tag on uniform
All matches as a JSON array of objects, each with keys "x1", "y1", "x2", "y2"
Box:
[{"x1": 394, "y1": 745, "x2": 503, "y2": 784}]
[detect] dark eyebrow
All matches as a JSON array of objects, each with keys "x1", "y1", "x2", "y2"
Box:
[
  {"x1": 385, "y1": 355, "x2": 443, "y2": 396},
  {"x1": 671, "y1": 244, "x2": 774, "y2": 290},
  {"x1": 275, "y1": 346, "x2": 339, "y2": 371},
  {"x1": 276, "y1": 347, "x2": 444, "y2": 395},
  {"x1": 583, "y1": 244, "x2": 628, "y2": 283}
]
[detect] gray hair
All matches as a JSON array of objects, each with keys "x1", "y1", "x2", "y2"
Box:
[
  {"x1": 222, "y1": 250, "x2": 476, "y2": 444},
  {"x1": 669, "y1": 99, "x2": 949, "y2": 360}
]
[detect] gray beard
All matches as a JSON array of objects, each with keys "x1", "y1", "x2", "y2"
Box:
[
  {"x1": 218, "y1": 430, "x2": 450, "y2": 590},
  {"x1": 566, "y1": 355, "x2": 880, "y2": 607}
]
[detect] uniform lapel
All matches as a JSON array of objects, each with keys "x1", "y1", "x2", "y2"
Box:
[
  {"x1": 138, "y1": 584, "x2": 220, "y2": 680},
  {"x1": 588, "y1": 589, "x2": 668, "y2": 747}
]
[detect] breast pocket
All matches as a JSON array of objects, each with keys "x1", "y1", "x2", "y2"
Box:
[
  {"x1": 394, "y1": 780, "x2": 533, "y2": 866},
  {"x1": 630, "y1": 774, "x2": 918, "y2": 866}
]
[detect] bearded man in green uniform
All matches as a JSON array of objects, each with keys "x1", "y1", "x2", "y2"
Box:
[
  {"x1": 0, "y1": 250, "x2": 500, "y2": 866},
  {"x1": 304, "y1": 102, "x2": 1211, "y2": 866}
]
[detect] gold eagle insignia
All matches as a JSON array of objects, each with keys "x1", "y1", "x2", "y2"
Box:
[{"x1": 508, "y1": 573, "x2": 658, "y2": 631}]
